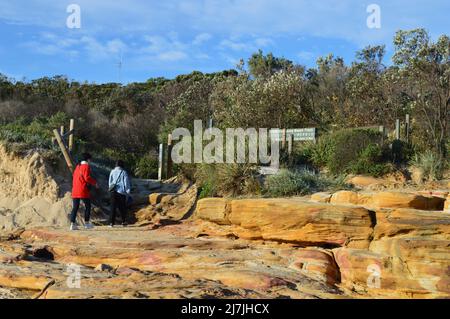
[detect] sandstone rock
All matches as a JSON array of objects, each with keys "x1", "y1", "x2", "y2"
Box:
[
  {"x1": 330, "y1": 191, "x2": 445, "y2": 211},
  {"x1": 353, "y1": 208, "x2": 450, "y2": 298},
  {"x1": 227, "y1": 199, "x2": 374, "y2": 248},
  {"x1": 335, "y1": 239, "x2": 450, "y2": 298},
  {"x1": 445, "y1": 196, "x2": 450, "y2": 212},
  {"x1": 372, "y1": 208, "x2": 450, "y2": 240},
  {"x1": 195, "y1": 198, "x2": 231, "y2": 225},
  {"x1": 289, "y1": 248, "x2": 340, "y2": 285},
  {"x1": 136, "y1": 183, "x2": 197, "y2": 224},
  {"x1": 310, "y1": 192, "x2": 332, "y2": 203},
  {"x1": 330, "y1": 191, "x2": 366, "y2": 206},
  {"x1": 15, "y1": 226, "x2": 345, "y2": 299},
  {"x1": 370, "y1": 192, "x2": 445, "y2": 210},
  {"x1": 417, "y1": 190, "x2": 449, "y2": 199},
  {"x1": 347, "y1": 176, "x2": 384, "y2": 188}
]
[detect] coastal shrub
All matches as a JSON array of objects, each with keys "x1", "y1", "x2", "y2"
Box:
[
  {"x1": 305, "y1": 129, "x2": 394, "y2": 176},
  {"x1": 134, "y1": 154, "x2": 159, "y2": 179},
  {"x1": 195, "y1": 163, "x2": 259, "y2": 198},
  {"x1": 263, "y1": 169, "x2": 351, "y2": 197},
  {"x1": 410, "y1": 151, "x2": 444, "y2": 181},
  {"x1": 348, "y1": 144, "x2": 392, "y2": 177}
]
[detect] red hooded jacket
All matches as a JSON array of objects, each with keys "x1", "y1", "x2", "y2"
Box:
[{"x1": 72, "y1": 162, "x2": 97, "y2": 199}]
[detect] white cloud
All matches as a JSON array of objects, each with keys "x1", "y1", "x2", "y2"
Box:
[
  {"x1": 157, "y1": 51, "x2": 188, "y2": 61},
  {"x1": 140, "y1": 34, "x2": 189, "y2": 62},
  {"x1": 2, "y1": 0, "x2": 449, "y2": 47},
  {"x1": 195, "y1": 53, "x2": 211, "y2": 60},
  {"x1": 254, "y1": 38, "x2": 274, "y2": 47},
  {"x1": 193, "y1": 33, "x2": 212, "y2": 45},
  {"x1": 80, "y1": 36, "x2": 127, "y2": 61},
  {"x1": 220, "y1": 39, "x2": 250, "y2": 52},
  {"x1": 220, "y1": 36, "x2": 273, "y2": 52}
]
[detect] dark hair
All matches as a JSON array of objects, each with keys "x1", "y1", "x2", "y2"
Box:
[
  {"x1": 81, "y1": 153, "x2": 92, "y2": 161},
  {"x1": 116, "y1": 160, "x2": 124, "y2": 168}
]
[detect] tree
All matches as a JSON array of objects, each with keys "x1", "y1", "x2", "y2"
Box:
[
  {"x1": 248, "y1": 50, "x2": 295, "y2": 79},
  {"x1": 306, "y1": 54, "x2": 348, "y2": 127},
  {"x1": 393, "y1": 29, "x2": 450, "y2": 156}
]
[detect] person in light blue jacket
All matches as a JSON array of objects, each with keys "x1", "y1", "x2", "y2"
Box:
[{"x1": 108, "y1": 160, "x2": 131, "y2": 227}]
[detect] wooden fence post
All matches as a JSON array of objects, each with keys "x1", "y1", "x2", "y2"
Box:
[
  {"x1": 167, "y1": 134, "x2": 173, "y2": 179},
  {"x1": 405, "y1": 114, "x2": 410, "y2": 143},
  {"x1": 395, "y1": 119, "x2": 401, "y2": 140},
  {"x1": 379, "y1": 125, "x2": 385, "y2": 144},
  {"x1": 158, "y1": 143, "x2": 166, "y2": 181},
  {"x1": 53, "y1": 129, "x2": 74, "y2": 173},
  {"x1": 69, "y1": 119, "x2": 75, "y2": 152},
  {"x1": 288, "y1": 134, "x2": 293, "y2": 156}
]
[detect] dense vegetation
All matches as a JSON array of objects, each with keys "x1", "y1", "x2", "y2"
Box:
[{"x1": 0, "y1": 29, "x2": 448, "y2": 192}]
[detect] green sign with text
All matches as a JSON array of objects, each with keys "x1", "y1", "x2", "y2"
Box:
[{"x1": 270, "y1": 128, "x2": 317, "y2": 142}]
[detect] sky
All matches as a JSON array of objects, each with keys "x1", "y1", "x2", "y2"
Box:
[{"x1": 0, "y1": 0, "x2": 449, "y2": 84}]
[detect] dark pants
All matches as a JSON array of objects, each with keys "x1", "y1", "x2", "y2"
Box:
[
  {"x1": 70, "y1": 198, "x2": 91, "y2": 223},
  {"x1": 110, "y1": 192, "x2": 127, "y2": 225}
]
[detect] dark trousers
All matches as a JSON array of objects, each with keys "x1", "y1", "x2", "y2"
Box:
[
  {"x1": 70, "y1": 198, "x2": 91, "y2": 223},
  {"x1": 110, "y1": 192, "x2": 127, "y2": 225}
]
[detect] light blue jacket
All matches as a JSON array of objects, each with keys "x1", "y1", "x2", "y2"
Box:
[{"x1": 109, "y1": 167, "x2": 131, "y2": 195}]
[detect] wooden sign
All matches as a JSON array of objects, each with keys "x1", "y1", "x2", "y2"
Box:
[{"x1": 270, "y1": 128, "x2": 317, "y2": 142}]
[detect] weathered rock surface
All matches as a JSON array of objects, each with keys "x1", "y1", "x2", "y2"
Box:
[
  {"x1": 330, "y1": 191, "x2": 445, "y2": 211},
  {"x1": 135, "y1": 182, "x2": 197, "y2": 225},
  {"x1": 0, "y1": 224, "x2": 345, "y2": 299},
  {"x1": 445, "y1": 195, "x2": 450, "y2": 212},
  {"x1": 1, "y1": 188, "x2": 449, "y2": 299},
  {"x1": 310, "y1": 192, "x2": 332, "y2": 203},
  {"x1": 347, "y1": 176, "x2": 385, "y2": 188},
  {"x1": 195, "y1": 198, "x2": 375, "y2": 249},
  {"x1": 194, "y1": 197, "x2": 450, "y2": 298}
]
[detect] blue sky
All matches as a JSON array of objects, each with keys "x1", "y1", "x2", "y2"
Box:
[{"x1": 0, "y1": 0, "x2": 449, "y2": 83}]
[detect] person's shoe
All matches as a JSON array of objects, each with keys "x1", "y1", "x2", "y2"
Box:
[
  {"x1": 70, "y1": 223, "x2": 78, "y2": 231},
  {"x1": 84, "y1": 222, "x2": 94, "y2": 230}
]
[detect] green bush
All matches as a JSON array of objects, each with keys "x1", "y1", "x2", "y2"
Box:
[
  {"x1": 195, "y1": 163, "x2": 259, "y2": 198},
  {"x1": 349, "y1": 144, "x2": 392, "y2": 177},
  {"x1": 411, "y1": 151, "x2": 444, "y2": 181},
  {"x1": 306, "y1": 129, "x2": 393, "y2": 176},
  {"x1": 134, "y1": 154, "x2": 159, "y2": 179},
  {"x1": 263, "y1": 169, "x2": 351, "y2": 197},
  {"x1": 198, "y1": 180, "x2": 216, "y2": 199},
  {"x1": 288, "y1": 142, "x2": 316, "y2": 167},
  {"x1": 310, "y1": 136, "x2": 335, "y2": 168}
]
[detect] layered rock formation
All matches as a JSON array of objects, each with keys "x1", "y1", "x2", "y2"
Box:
[
  {"x1": 194, "y1": 196, "x2": 450, "y2": 299},
  {"x1": 0, "y1": 225, "x2": 344, "y2": 299},
  {"x1": 196, "y1": 198, "x2": 375, "y2": 249}
]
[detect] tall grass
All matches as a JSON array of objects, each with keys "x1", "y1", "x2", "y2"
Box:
[
  {"x1": 263, "y1": 169, "x2": 351, "y2": 197},
  {"x1": 411, "y1": 151, "x2": 444, "y2": 181}
]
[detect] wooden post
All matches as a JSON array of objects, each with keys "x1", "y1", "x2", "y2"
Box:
[
  {"x1": 53, "y1": 129, "x2": 74, "y2": 173},
  {"x1": 282, "y1": 129, "x2": 287, "y2": 150},
  {"x1": 68, "y1": 119, "x2": 75, "y2": 152},
  {"x1": 158, "y1": 143, "x2": 166, "y2": 181},
  {"x1": 288, "y1": 134, "x2": 293, "y2": 156},
  {"x1": 166, "y1": 134, "x2": 173, "y2": 179},
  {"x1": 395, "y1": 119, "x2": 401, "y2": 140},
  {"x1": 379, "y1": 125, "x2": 385, "y2": 144},
  {"x1": 405, "y1": 114, "x2": 410, "y2": 143},
  {"x1": 287, "y1": 134, "x2": 293, "y2": 165}
]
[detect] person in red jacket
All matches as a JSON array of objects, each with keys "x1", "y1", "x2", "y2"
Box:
[{"x1": 69, "y1": 153, "x2": 98, "y2": 231}]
